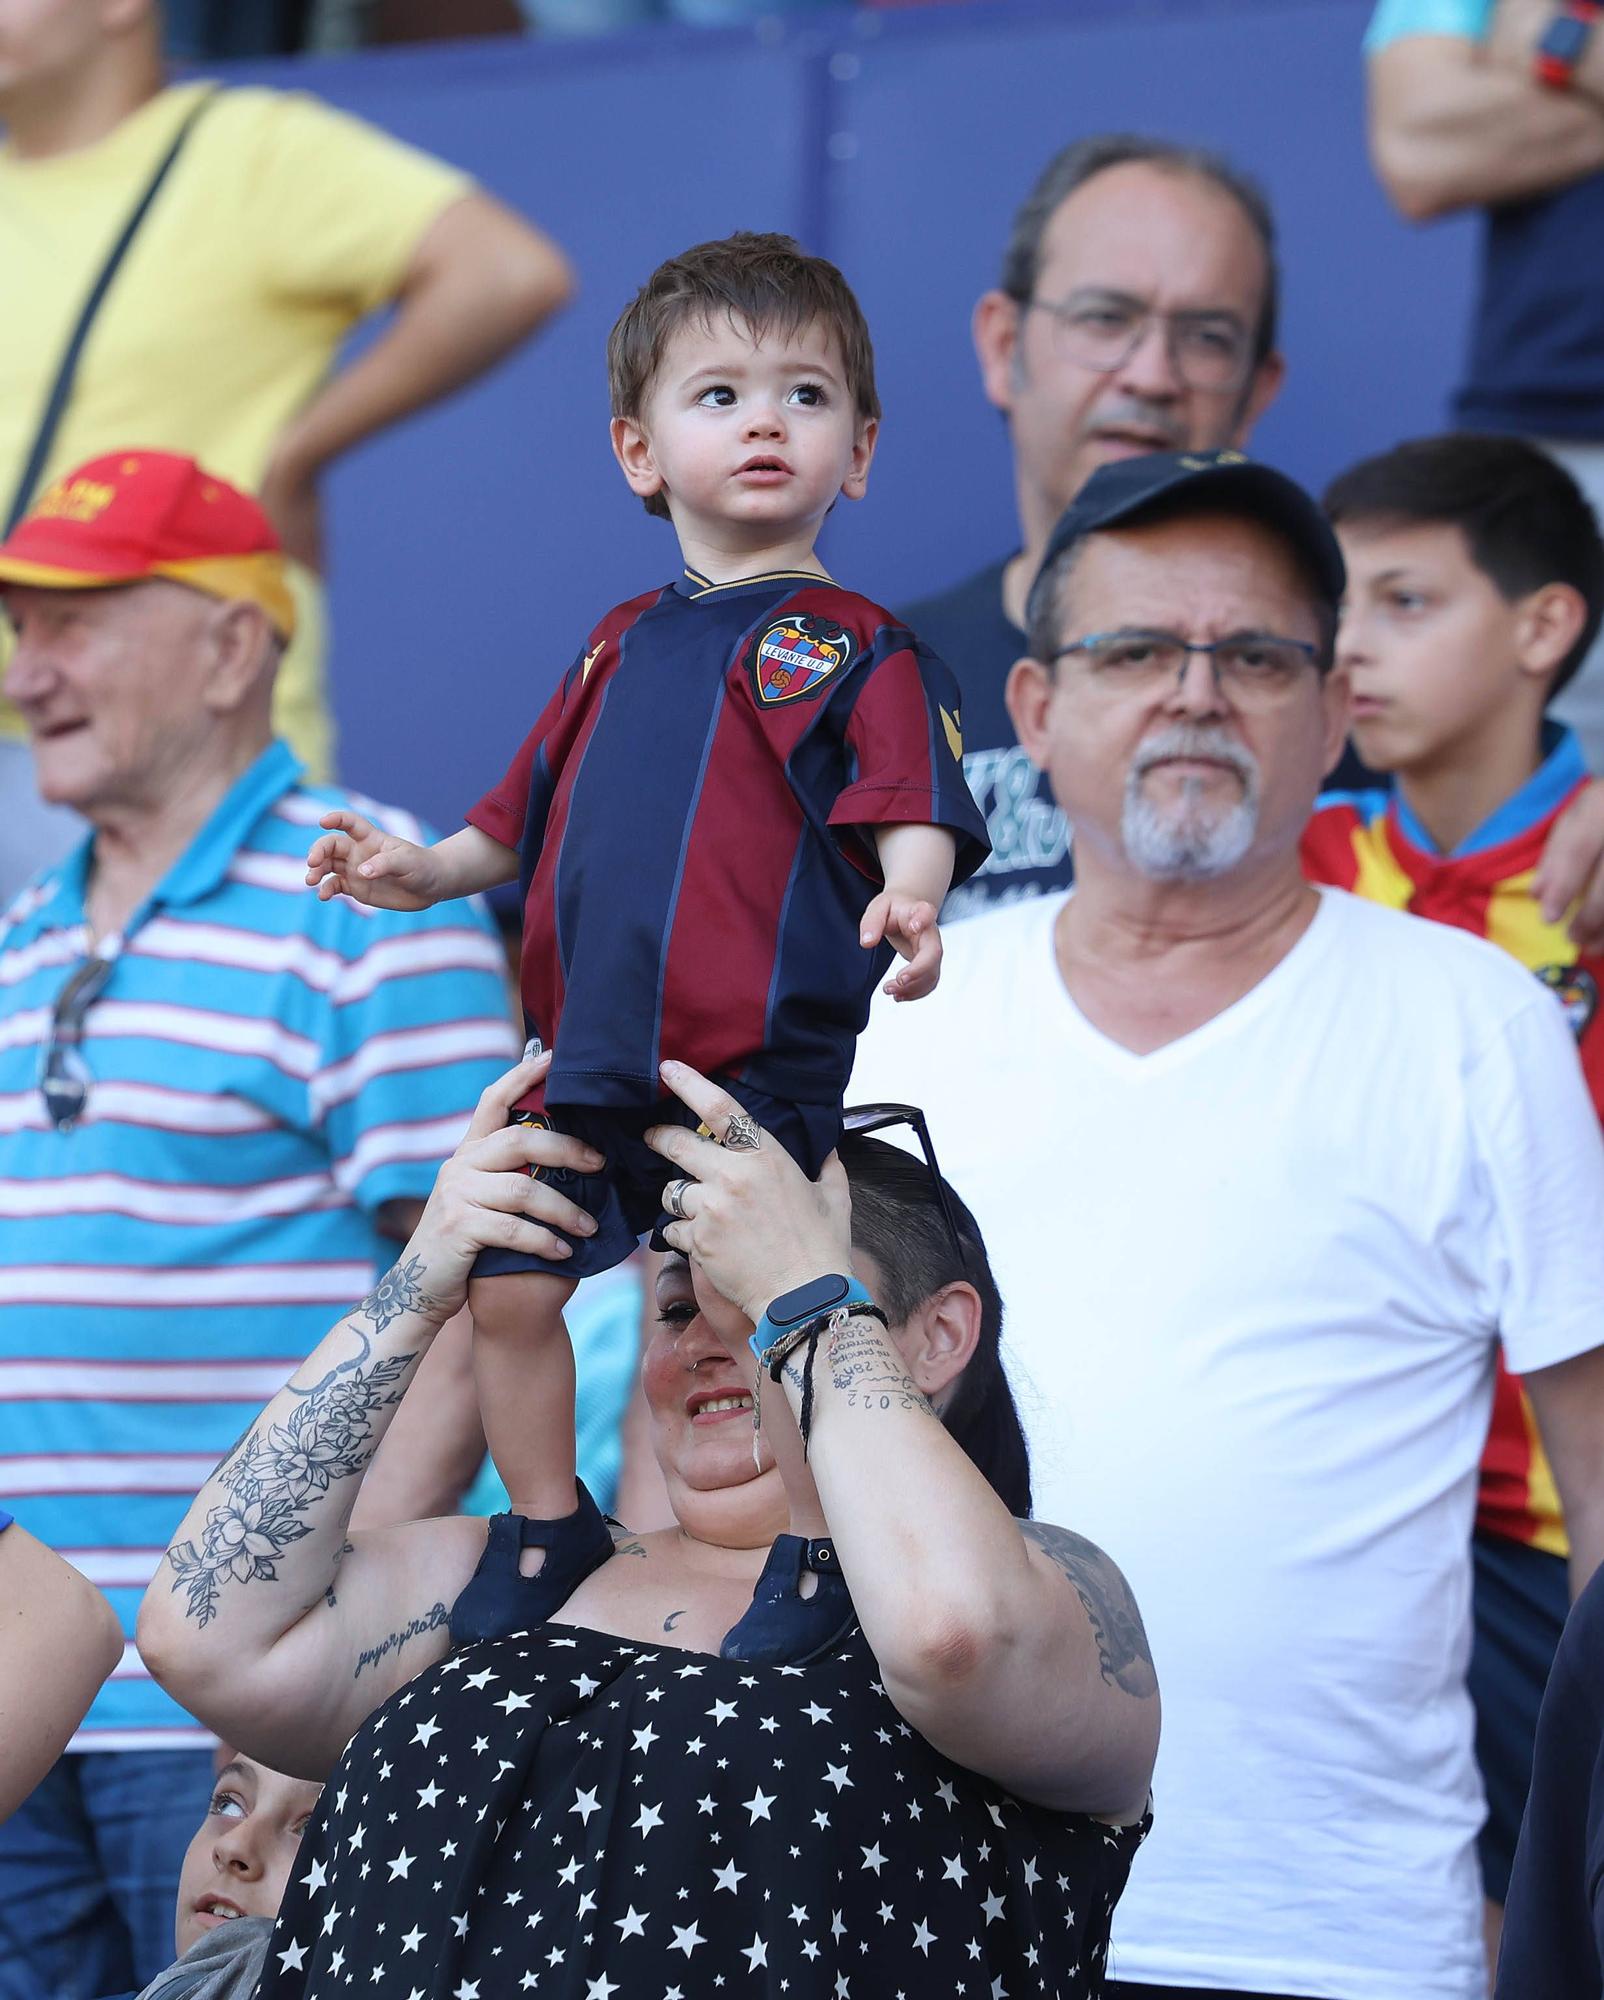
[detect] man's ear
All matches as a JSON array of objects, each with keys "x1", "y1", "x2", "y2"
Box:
[
  {"x1": 201, "y1": 601, "x2": 276, "y2": 716},
  {"x1": 1515, "y1": 581, "x2": 1589, "y2": 685},
  {"x1": 900, "y1": 1282, "x2": 983, "y2": 1408},
  {"x1": 1005, "y1": 655, "x2": 1057, "y2": 774},
  {"x1": 973, "y1": 291, "x2": 1024, "y2": 415},
  {"x1": 1231, "y1": 349, "x2": 1286, "y2": 444},
  {"x1": 611, "y1": 414, "x2": 665, "y2": 506},
  {"x1": 1319, "y1": 663, "x2": 1353, "y2": 778}
]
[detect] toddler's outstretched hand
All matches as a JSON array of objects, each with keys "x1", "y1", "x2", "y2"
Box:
[
  {"x1": 861, "y1": 890, "x2": 943, "y2": 1001},
  {"x1": 305, "y1": 810, "x2": 442, "y2": 911}
]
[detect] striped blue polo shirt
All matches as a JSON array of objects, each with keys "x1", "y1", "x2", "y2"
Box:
[{"x1": 0, "y1": 739, "x2": 518, "y2": 1749}]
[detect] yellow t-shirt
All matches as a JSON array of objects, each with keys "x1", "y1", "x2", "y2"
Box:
[{"x1": 0, "y1": 82, "x2": 472, "y2": 772}]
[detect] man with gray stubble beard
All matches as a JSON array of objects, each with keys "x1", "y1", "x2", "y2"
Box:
[{"x1": 852, "y1": 448, "x2": 1604, "y2": 2000}]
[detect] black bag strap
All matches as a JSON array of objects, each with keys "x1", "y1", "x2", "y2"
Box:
[{"x1": 4, "y1": 86, "x2": 221, "y2": 536}]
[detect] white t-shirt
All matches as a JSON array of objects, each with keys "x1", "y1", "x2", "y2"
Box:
[{"x1": 850, "y1": 885, "x2": 1604, "y2": 2000}]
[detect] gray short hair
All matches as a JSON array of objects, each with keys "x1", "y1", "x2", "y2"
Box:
[{"x1": 1000, "y1": 134, "x2": 1280, "y2": 366}]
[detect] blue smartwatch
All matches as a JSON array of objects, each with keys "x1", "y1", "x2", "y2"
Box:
[{"x1": 749, "y1": 1273, "x2": 876, "y2": 1367}]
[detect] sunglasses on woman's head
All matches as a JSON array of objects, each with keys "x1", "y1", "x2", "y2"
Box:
[
  {"x1": 37, "y1": 950, "x2": 116, "y2": 1133},
  {"x1": 841, "y1": 1101, "x2": 966, "y2": 1271}
]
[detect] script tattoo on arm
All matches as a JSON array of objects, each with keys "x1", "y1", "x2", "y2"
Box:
[
  {"x1": 353, "y1": 1601, "x2": 450, "y2": 1680},
  {"x1": 164, "y1": 1259, "x2": 445, "y2": 1626},
  {"x1": 819, "y1": 1314, "x2": 934, "y2": 1415},
  {"x1": 1018, "y1": 1520, "x2": 1158, "y2": 1700}
]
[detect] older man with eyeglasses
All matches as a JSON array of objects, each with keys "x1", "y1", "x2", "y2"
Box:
[
  {"x1": 853, "y1": 448, "x2": 1604, "y2": 2000},
  {"x1": 0, "y1": 452, "x2": 517, "y2": 1996}
]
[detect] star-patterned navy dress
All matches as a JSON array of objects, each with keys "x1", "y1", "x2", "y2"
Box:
[{"x1": 256, "y1": 1622, "x2": 1148, "y2": 1999}]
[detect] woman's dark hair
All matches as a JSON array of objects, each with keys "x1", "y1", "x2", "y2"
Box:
[
  {"x1": 1324, "y1": 433, "x2": 1604, "y2": 695},
  {"x1": 838, "y1": 1133, "x2": 1032, "y2": 1518}
]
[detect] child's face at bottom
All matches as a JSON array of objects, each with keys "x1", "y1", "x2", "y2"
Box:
[
  {"x1": 615, "y1": 316, "x2": 876, "y2": 545},
  {"x1": 1334, "y1": 519, "x2": 1540, "y2": 773},
  {"x1": 173, "y1": 1752, "x2": 322, "y2": 1956}
]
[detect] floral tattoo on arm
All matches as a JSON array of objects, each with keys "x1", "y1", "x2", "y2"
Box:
[{"x1": 164, "y1": 1257, "x2": 442, "y2": 1626}]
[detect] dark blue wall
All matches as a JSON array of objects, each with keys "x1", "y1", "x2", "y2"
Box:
[{"x1": 240, "y1": 0, "x2": 1475, "y2": 832}]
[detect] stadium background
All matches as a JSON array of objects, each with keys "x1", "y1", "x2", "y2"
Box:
[{"x1": 231, "y1": 0, "x2": 1474, "y2": 831}]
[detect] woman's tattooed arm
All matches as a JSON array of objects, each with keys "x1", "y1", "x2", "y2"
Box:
[
  {"x1": 1018, "y1": 1520, "x2": 1158, "y2": 1699},
  {"x1": 163, "y1": 1257, "x2": 449, "y2": 1626}
]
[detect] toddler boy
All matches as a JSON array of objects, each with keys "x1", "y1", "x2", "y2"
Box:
[
  {"x1": 308, "y1": 234, "x2": 987, "y2": 1660},
  {"x1": 1303, "y1": 431, "x2": 1604, "y2": 1928}
]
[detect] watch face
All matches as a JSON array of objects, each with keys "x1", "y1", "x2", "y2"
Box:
[{"x1": 1542, "y1": 15, "x2": 1590, "y2": 61}]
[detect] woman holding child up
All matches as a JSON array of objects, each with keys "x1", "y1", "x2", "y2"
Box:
[{"x1": 137, "y1": 1053, "x2": 1157, "y2": 1995}]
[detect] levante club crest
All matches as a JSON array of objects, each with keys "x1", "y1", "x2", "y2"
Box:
[
  {"x1": 750, "y1": 615, "x2": 854, "y2": 705},
  {"x1": 1536, "y1": 962, "x2": 1600, "y2": 1042}
]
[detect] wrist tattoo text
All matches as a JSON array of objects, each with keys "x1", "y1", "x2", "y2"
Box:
[
  {"x1": 825, "y1": 1315, "x2": 932, "y2": 1415},
  {"x1": 163, "y1": 1261, "x2": 434, "y2": 1625}
]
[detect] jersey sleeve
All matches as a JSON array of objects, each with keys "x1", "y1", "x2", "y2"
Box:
[
  {"x1": 240, "y1": 89, "x2": 473, "y2": 314},
  {"x1": 1300, "y1": 798, "x2": 1366, "y2": 888},
  {"x1": 828, "y1": 635, "x2": 991, "y2": 887},
  {"x1": 1469, "y1": 990, "x2": 1604, "y2": 1378},
  {"x1": 464, "y1": 657, "x2": 583, "y2": 857},
  {"x1": 308, "y1": 890, "x2": 520, "y2": 1217},
  {"x1": 1364, "y1": 0, "x2": 1491, "y2": 52}
]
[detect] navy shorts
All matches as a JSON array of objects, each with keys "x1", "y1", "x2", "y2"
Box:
[
  {"x1": 472, "y1": 1080, "x2": 841, "y2": 1284},
  {"x1": 1468, "y1": 1526, "x2": 1570, "y2": 1904}
]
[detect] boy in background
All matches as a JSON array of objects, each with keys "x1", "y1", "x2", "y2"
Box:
[{"x1": 1302, "y1": 431, "x2": 1604, "y2": 1957}]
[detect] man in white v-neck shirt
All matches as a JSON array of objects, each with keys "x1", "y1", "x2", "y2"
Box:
[{"x1": 851, "y1": 450, "x2": 1604, "y2": 2000}]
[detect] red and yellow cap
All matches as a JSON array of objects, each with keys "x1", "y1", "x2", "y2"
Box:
[{"x1": 0, "y1": 451, "x2": 296, "y2": 641}]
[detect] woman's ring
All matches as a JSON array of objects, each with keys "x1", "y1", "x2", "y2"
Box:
[{"x1": 663, "y1": 1178, "x2": 693, "y2": 1221}]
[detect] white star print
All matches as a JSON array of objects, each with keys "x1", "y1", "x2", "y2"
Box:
[
  {"x1": 802, "y1": 1702, "x2": 832, "y2": 1725},
  {"x1": 399, "y1": 1925, "x2": 423, "y2": 1953},
  {"x1": 452, "y1": 1913, "x2": 470, "y2": 1938},
  {"x1": 802, "y1": 1940, "x2": 821, "y2": 1961},
  {"x1": 697, "y1": 1794, "x2": 716, "y2": 1814},
  {"x1": 935, "y1": 1779, "x2": 958, "y2": 1808},
  {"x1": 497, "y1": 1690, "x2": 534, "y2": 1714},
  {"x1": 741, "y1": 1935, "x2": 768, "y2": 1971},
  {"x1": 411, "y1": 1717, "x2": 441, "y2": 1748},
  {"x1": 632, "y1": 1722, "x2": 659, "y2": 1753},
  {"x1": 585, "y1": 1978, "x2": 619, "y2": 2000},
  {"x1": 463, "y1": 1667, "x2": 497, "y2": 1691},
  {"x1": 823, "y1": 1764, "x2": 852, "y2": 1792},
  {"x1": 574, "y1": 1672, "x2": 601, "y2": 1697},
  {"x1": 347, "y1": 1823, "x2": 366, "y2": 1852},
  {"x1": 571, "y1": 1786, "x2": 601, "y2": 1824},
  {"x1": 387, "y1": 1849, "x2": 414, "y2": 1880},
  {"x1": 1022, "y1": 1856, "x2": 1040, "y2": 1889},
  {"x1": 669, "y1": 1920, "x2": 706, "y2": 1956},
  {"x1": 301, "y1": 1857, "x2": 327, "y2": 1892},
  {"x1": 614, "y1": 1905, "x2": 647, "y2": 1938},
  {"x1": 674, "y1": 1663, "x2": 705, "y2": 1678},
  {"x1": 990, "y1": 1980, "x2": 1008, "y2": 2000},
  {"x1": 320, "y1": 1905, "x2": 341, "y2": 1937},
  {"x1": 982, "y1": 1889, "x2": 1006, "y2": 1924},
  {"x1": 744, "y1": 1787, "x2": 775, "y2": 1823},
  {"x1": 633, "y1": 1802, "x2": 664, "y2": 1834},
  {"x1": 328, "y1": 1949, "x2": 344, "y2": 1975},
  {"x1": 942, "y1": 1854, "x2": 967, "y2": 1885},
  {"x1": 557, "y1": 1857, "x2": 582, "y2": 1886},
  {"x1": 912, "y1": 1919, "x2": 937, "y2": 1954},
  {"x1": 707, "y1": 1699, "x2": 738, "y2": 1724},
  {"x1": 712, "y1": 1860, "x2": 746, "y2": 1893},
  {"x1": 417, "y1": 1782, "x2": 442, "y2": 1808},
  {"x1": 861, "y1": 1843, "x2": 886, "y2": 1873},
  {"x1": 276, "y1": 1940, "x2": 307, "y2": 1971}
]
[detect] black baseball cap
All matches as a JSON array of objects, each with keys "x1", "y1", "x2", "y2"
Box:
[{"x1": 1031, "y1": 448, "x2": 1347, "y2": 621}]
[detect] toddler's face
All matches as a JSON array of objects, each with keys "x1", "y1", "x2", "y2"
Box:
[
  {"x1": 173, "y1": 1752, "x2": 321, "y2": 1957},
  {"x1": 613, "y1": 316, "x2": 876, "y2": 545},
  {"x1": 1334, "y1": 520, "x2": 1539, "y2": 773}
]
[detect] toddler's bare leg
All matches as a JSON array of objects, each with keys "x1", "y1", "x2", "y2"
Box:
[{"x1": 469, "y1": 1267, "x2": 579, "y2": 1575}]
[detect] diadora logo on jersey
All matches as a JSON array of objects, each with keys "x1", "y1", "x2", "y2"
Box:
[
  {"x1": 1536, "y1": 963, "x2": 1599, "y2": 1042},
  {"x1": 749, "y1": 616, "x2": 853, "y2": 705}
]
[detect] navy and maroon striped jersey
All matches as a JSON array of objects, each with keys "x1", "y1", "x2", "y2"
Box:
[{"x1": 468, "y1": 568, "x2": 989, "y2": 1109}]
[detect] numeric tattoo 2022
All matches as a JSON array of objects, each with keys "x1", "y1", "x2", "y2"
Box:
[
  {"x1": 165, "y1": 1258, "x2": 439, "y2": 1626},
  {"x1": 1019, "y1": 1520, "x2": 1158, "y2": 1700},
  {"x1": 825, "y1": 1316, "x2": 932, "y2": 1415}
]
